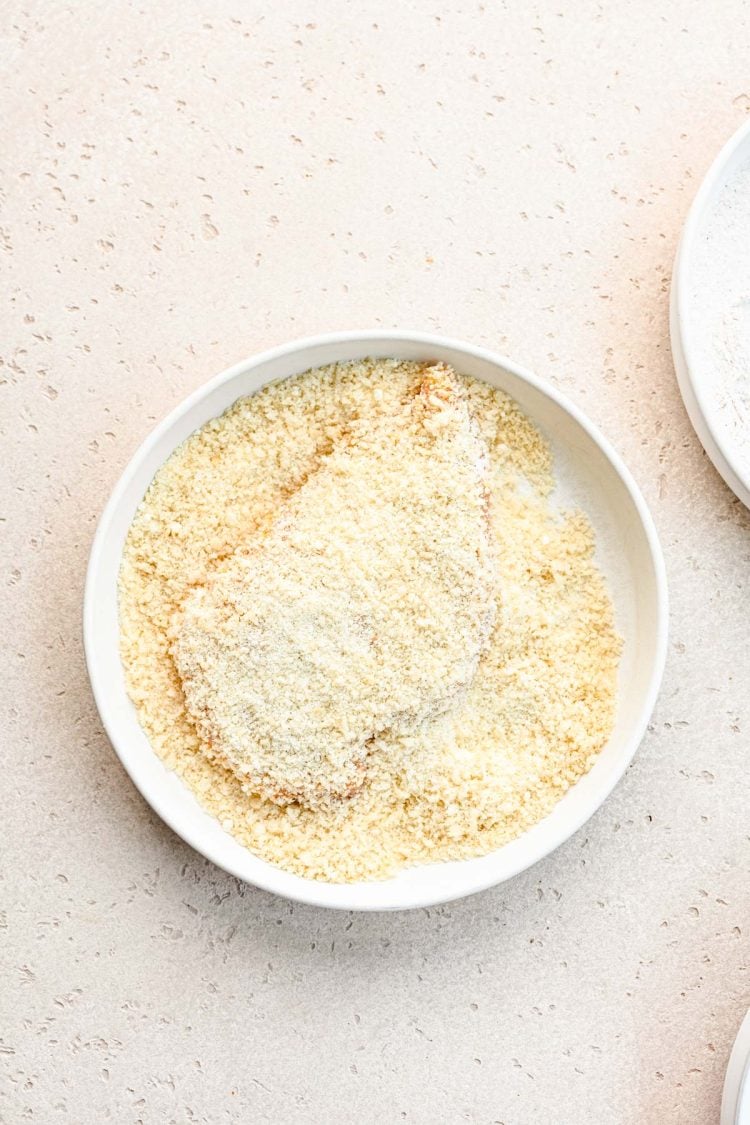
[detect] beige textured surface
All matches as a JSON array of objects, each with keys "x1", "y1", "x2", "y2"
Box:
[{"x1": 2, "y1": 2, "x2": 750, "y2": 1121}]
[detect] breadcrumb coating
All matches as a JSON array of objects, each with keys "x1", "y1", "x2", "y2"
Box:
[{"x1": 170, "y1": 364, "x2": 495, "y2": 809}]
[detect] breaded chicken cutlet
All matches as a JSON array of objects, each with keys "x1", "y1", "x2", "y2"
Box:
[{"x1": 170, "y1": 363, "x2": 496, "y2": 810}]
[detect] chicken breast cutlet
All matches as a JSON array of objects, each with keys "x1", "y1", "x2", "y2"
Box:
[{"x1": 170, "y1": 363, "x2": 496, "y2": 810}]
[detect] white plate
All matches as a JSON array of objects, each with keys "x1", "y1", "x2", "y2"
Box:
[
  {"x1": 722, "y1": 1009, "x2": 750, "y2": 1125},
  {"x1": 84, "y1": 330, "x2": 668, "y2": 911},
  {"x1": 671, "y1": 118, "x2": 750, "y2": 509}
]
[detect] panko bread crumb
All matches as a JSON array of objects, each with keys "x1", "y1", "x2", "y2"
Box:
[{"x1": 119, "y1": 358, "x2": 621, "y2": 883}]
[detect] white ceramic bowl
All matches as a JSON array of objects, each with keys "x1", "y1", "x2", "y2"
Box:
[
  {"x1": 84, "y1": 330, "x2": 668, "y2": 911},
  {"x1": 671, "y1": 117, "x2": 750, "y2": 509}
]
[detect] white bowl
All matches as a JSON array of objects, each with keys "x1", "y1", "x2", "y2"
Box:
[
  {"x1": 671, "y1": 117, "x2": 750, "y2": 509},
  {"x1": 84, "y1": 330, "x2": 668, "y2": 911}
]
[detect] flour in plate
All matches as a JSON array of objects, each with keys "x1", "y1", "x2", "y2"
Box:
[{"x1": 689, "y1": 156, "x2": 750, "y2": 477}]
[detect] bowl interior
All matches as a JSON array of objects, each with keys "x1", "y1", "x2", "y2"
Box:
[
  {"x1": 675, "y1": 119, "x2": 750, "y2": 506},
  {"x1": 85, "y1": 333, "x2": 666, "y2": 910}
]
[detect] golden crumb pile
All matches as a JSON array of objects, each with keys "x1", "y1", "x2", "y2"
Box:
[{"x1": 119, "y1": 358, "x2": 621, "y2": 883}]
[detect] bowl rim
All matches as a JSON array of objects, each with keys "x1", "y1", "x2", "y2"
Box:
[
  {"x1": 671, "y1": 116, "x2": 750, "y2": 506},
  {"x1": 84, "y1": 329, "x2": 668, "y2": 910}
]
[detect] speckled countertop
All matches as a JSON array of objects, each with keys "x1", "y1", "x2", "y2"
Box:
[{"x1": 3, "y1": 3, "x2": 750, "y2": 1122}]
